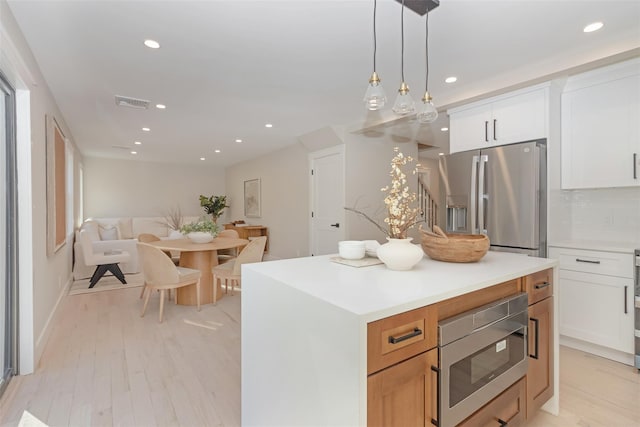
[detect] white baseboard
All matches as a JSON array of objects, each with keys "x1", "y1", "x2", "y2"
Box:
[
  {"x1": 559, "y1": 335, "x2": 635, "y2": 366},
  {"x1": 34, "y1": 273, "x2": 72, "y2": 367}
]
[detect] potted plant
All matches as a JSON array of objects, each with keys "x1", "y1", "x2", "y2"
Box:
[
  {"x1": 199, "y1": 195, "x2": 229, "y2": 223},
  {"x1": 345, "y1": 147, "x2": 424, "y2": 270},
  {"x1": 180, "y1": 218, "x2": 220, "y2": 243}
]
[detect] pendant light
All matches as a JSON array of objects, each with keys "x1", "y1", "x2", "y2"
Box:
[
  {"x1": 416, "y1": 8, "x2": 438, "y2": 123},
  {"x1": 363, "y1": 0, "x2": 387, "y2": 110},
  {"x1": 392, "y1": 0, "x2": 415, "y2": 115}
]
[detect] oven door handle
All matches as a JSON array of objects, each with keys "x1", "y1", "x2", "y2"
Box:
[
  {"x1": 529, "y1": 317, "x2": 540, "y2": 360},
  {"x1": 431, "y1": 365, "x2": 440, "y2": 427}
]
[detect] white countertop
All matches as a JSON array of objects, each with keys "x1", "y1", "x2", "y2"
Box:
[
  {"x1": 245, "y1": 251, "x2": 557, "y2": 322},
  {"x1": 549, "y1": 240, "x2": 639, "y2": 254}
]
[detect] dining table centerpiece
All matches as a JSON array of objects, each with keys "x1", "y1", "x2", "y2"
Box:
[
  {"x1": 346, "y1": 147, "x2": 424, "y2": 271},
  {"x1": 180, "y1": 218, "x2": 220, "y2": 244}
]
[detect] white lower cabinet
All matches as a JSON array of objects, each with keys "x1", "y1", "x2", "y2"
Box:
[{"x1": 549, "y1": 246, "x2": 635, "y2": 359}]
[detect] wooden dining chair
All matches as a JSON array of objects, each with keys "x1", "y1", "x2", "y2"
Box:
[
  {"x1": 212, "y1": 236, "x2": 267, "y2": 304},
  {"x1": 216, "y1": 229, "x2": 240, "y2": 264},
  {"x1": 137, "y1": 243, "x2": 201, "y2": 323},
  {"x1": 137, "y1": 233, "x2": 179, "y2": 299}
]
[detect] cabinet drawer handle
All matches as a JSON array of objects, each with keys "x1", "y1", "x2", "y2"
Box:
[
  {"x1": 493, "y1": 119, "x2": 497, "y2": 141},
  {"x1": 388, "y1": 327, "x2": 422, "y2": 344},
  {"x1": 498, "y1": 419, "x2": 508, "y2": 427},
  {"x1": 534, "y1": 282, "x2": 551, "y2": 290},
  {"x1": 575, "y1": 258, "x2": 600, "y2": 264},
  {"x1": 431, "y1": 365, "x2": 440, "y2": 426},
  {"x1": 485, "y1": 121, "x2": 489, "y2": 142},
  {"x1": 529, "y1": 317, "x2": 539, "y2": 360}
]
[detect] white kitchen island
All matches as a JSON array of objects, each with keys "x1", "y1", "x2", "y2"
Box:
[{"x1": 242, "y1": 251, "x2": 558, "y2": 426}]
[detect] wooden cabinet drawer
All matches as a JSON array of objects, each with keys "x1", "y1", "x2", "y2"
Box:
[
  {"x1": 367, "y1": 305, "x2": 437, "y2": 375},
  {"x1": 457, "y1": 378, "x2": 526, "y2": 427},
  {"x1": 548, "y1": 247, "x2": 633, "y2": 278},
  {"x1": 523, "y1": 268, "x2": 553, "y2": 305}
]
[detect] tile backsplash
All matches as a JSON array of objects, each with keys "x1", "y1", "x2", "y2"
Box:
[{"x1": 564, "y1": 187, "x2": 640, "y2": 244}]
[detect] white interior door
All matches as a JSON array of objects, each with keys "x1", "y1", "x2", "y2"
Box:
[{"x1": 310, "y1": 146, "x2": 345, "y2": 256}]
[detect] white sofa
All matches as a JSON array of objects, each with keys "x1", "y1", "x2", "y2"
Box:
[{"x1": 73, "y1": 216, "x2": 198, "y2": 280}]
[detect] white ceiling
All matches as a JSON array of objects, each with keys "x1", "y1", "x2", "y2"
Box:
[{"x1": 7, "y1": 0, "x2": 640, "y2": 166}]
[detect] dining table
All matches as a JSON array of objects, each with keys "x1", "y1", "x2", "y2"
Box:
[{"x1": 147, "y1": 237, "x2": 249, "y2": 305}]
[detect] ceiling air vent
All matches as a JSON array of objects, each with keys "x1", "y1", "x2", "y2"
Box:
[{"x1": 115, "y1": 95, "x2": 150, "y2": 110}]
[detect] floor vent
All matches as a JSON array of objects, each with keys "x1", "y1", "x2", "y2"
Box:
[{"x1": 115, "y1": 95, "x2": 150, "y2": 109}]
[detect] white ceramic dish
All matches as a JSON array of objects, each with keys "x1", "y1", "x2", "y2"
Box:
[{"x1": 338, "y1": 241, "x2": 365, "y2": 260}]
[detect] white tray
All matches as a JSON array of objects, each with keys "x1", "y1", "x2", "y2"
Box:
[{"x1": 330, "y1": 256, "x2": 384, "y2": 268}]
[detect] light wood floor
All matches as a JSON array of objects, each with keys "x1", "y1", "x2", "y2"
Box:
[{"x1": 1, "y1": 287, "x2": 639, "y2": 427}]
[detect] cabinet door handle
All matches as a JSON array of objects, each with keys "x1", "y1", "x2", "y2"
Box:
[
  {"x1": 388, "y1": 327, "x2": 422, "y2": 344},
  {"x1": 634, "y1": 153, "x2": 638, "y2": 179},
  {"x1": 529, "y1": 317, "x2": 539, "y2": 360},
  {"x1": 624, "y1": 285, "x2": 628, "y2": 314},
  {"x1": 498, "y1": 419, "x2": 508, "y2": 427},
  {"x1": 430, "y1": 365, "x2": 440, "y2": 426},
  {"x1": 484, "y1": 121, "x2": 489, "y2": 142},
  {"x1": 534, "y1": 282, "x2": 551, "y2": 290},
  {"x1": 493, "y1": 119, "x2": 497, "y2": 141},
  {"x1": 330, "y1": 223, "x2": 340, "y2": 228},
  {"x1": 576, "y1": 258, "x2": 600, "y2": 264}
]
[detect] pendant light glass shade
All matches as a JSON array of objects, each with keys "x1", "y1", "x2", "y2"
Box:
[
  {"x1": 417, "y1": 8, "x2": 437, "y2": 124},
  {"x1": 364, "y1": 71, "x2": 387, "y2": 110},
  {"x1": 364, "y1": 0, "x2": 386, "y2": 111},
  {"x1": 392, "y1": 82, "x2": 415, "y2": 115},
  {"x1": 417, "y1": 91, "x2": 438, "y2": 123}
]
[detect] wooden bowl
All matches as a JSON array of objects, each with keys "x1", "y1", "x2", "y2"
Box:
[{"x1": 419, "y1": 225, "x2": 490, "y2": 263}]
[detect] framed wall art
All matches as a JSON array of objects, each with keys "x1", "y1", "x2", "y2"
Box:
[
  {"x1": 244, "y1": 178, "x2": 261, "y2": 218},
  {"x1": 46, "y1": 115, "x2": 67, "y2": 255}
]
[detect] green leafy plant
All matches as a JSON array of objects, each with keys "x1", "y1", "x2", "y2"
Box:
[
  {"x1": 199, "y1": 195, "x2": 229, "y2": 220},
  {"x1": 180, "y1": 218, "x2": 220, "y2": 236}
]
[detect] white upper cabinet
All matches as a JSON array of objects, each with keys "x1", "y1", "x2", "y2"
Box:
[
  {"x1": 448, "y1": 84, "x2": 549, "y2": 153},
  {"x1": 561, "y1": 58, "x2": 640, "y2": 189}
]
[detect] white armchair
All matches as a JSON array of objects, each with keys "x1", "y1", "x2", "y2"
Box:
[
  {"x1": 73, "y1": 220, "x2": 140, "y2": 280},
  {"x1": 80, "y1": 230, "x2": 131, "y2": 288}
]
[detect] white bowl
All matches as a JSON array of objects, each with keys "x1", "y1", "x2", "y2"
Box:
[
  {"x1": 188, "y1": 232, "x2": 214, "y2": 244},
  {"x1": 338, "y1": 241, "x2": 366, "y2": 260}
]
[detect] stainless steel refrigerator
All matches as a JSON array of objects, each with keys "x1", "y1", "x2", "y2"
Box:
[{"x1": 439, "y1": 140, "x2": 547, "y2": 257}]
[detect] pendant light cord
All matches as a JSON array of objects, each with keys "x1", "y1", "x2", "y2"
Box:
[
  {"x1": 373, "y1": 0, "x2": 377, "y2": 73},
  {"x1": 424, "y1": 10, "x2": 429, "y2": 92},
  {"x1": 400, "y1": 0, "x2": 405, "y2": 82}
]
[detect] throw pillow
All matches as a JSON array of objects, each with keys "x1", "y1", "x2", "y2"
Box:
[
  {"x1": 99, "y1": 224, "x2": 121, "y2": 241},
  {"x1": 82, "y1": 220, "x2": 101, "y2": 242}
]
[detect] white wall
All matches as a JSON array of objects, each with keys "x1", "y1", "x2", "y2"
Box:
[
  {"x1": 563, "y1": 188, "x2": 640, "y2": 244},
  {"x1": 83, "y1": 157, "x2": 226, "y2": 220},
  {"x1": 1, "y1": 1, "x2": 83, "y2": 373},
  {"x1": 225, "y1": 142, "x2": 310, "y2": 260}
]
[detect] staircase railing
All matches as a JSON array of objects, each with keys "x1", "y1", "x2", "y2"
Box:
[{"x1": 418, "y1": 176, "x2": 438, "y2": 231}]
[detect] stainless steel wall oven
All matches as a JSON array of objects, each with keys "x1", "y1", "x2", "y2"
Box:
[{"x1": 438, "y1": 293, "x2": 529, "y2": 427}]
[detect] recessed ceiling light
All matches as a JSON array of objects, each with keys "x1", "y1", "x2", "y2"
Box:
[
  {"x1": 200, "y1": 157, "x2": 206, "y2": 161},
  {"x1": 142, "y1": 127, "x2": 150, "y2": 132},
  {"x1": 134, "y1": 141, "x2": 142, "y2": 145},
  {"x1": 445, "y1": 77, "x2": 457, "y2": 83},
  {"x1": 441, "y1": 127, "x2": 449, "y2": 132},
  {"x1": 144, "y1": 39, "x2": 160, "y2": 49},
  {"x1": 235, "y1": 139, "x2": 243, "y2": 143},
  {"x1": 265, "y1": 123, "x2": 273, "y2": 128},
  {"x1": 156, "y1": 104, "x2": 166, "y2": 109},
  {"x1": 214, "y1": 149, "x2": 221, "y2": 153},
  {"x1": 131, "y1": 151, "x2": 137, "y2": 155},
  {"x1": 438, "y1": 152, "x2": 445, "y2": 156},
  {"x1": 583, "y1": 22, "x2": 603, "y2": 33}
]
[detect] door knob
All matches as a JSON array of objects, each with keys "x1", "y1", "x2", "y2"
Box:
[{"x1": 330, "y1": 223, "x2": 340, "y2": 228}]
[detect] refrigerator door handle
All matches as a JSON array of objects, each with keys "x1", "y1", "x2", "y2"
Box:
[
  {"x1": 470, "y1": 155, "x2": 479, "y2": 234},
  {"x1": 478, "y1": 155, "x2": 488, "y2": 234}
]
